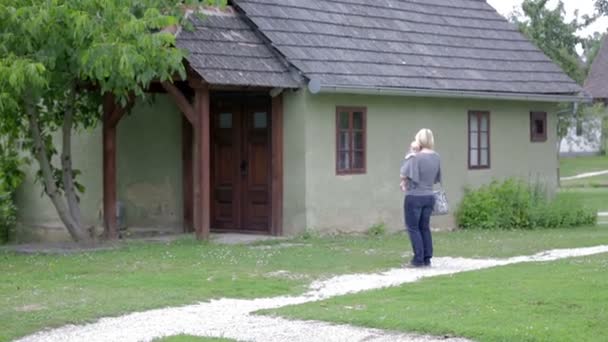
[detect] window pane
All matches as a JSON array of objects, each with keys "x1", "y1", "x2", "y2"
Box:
[
  {"x1": 480, "y1": 132, "x2": 488, "y2": 148},
  {"x1": 353, "y1": 151, "x2": 364, "y2": 169},
  {"x1": 339, "y1": 112, "x2": 350, "y2": 129},
  {"x1": 254, "y1": 112, "x2": 267, "y2": 129},
  {"x1": 219, "y1": 113, "x2": 232, "y2": 129},
  {"x1": 534, "y1": 119, "x2": 544, "y2": 135},
  {"x1": 338, "y1": 152, "x2": 350, "y2": 170},
  {"x1": 480, "y1": 148, "x2": 489, "y2": 166},
  {"x1": 353, "y1": 112, "x2": 364, "y2": 129},
  {"x1": 480, "y1": 114, "x2": 488, "y2": 131},
  {"x1": 470, "y1": 149, "x2": 479, "y2": 166},
  {"x1": 354, "y1": 132, "x2": 364, "y2": 150},
  {"x1": 469, "y1": 115, "x2": 478, "y2": 132},
  {"x1": 339, "y1": 131, "x2": 351, "y2": 150},
  {"x1": 470, "y1": 132, "x2": 478, "y2": 148}
]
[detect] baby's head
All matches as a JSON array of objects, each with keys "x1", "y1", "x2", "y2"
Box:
[{"x1": 410, "y1": 141, "x2": 421, "y2": 153}]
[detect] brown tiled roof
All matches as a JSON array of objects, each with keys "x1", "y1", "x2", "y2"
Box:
[
  {"x1": 232, "y1": 0, "x2": 582, "y2": 95},
  {"x1": 176, "y1": 7, "x2": 300, "y2": 88},
  {"x1": 584, "y1": 35, "x2": 608, "y2": 100}
]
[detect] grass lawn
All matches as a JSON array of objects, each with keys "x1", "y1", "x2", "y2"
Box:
[
  {"x1": 2, "y1": 227, "x2": 608, "y2": 341},
  {"x1": 154, "y1": 335, "x2": 237, "y2": 342},
  {"x1": 265, "y1": 253, "x2": 608, "y2": 342},
  {"x1": 560, "y1": 155, "x2": 608, "y2": 177},
  {"x1": 557, "y1": 188, "x2": 608, "y2": 212}
]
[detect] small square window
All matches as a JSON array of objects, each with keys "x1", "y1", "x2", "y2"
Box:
[
  {"x1": 219, "y1": 113, "x2": 232, "y2": 129},
  {"x1": 336, "y1": 107, "x2": 366, "y2": 175},
  {"x1": 530, "y1": 112, "x2": 547, "y2": 142},
  {"x1": 254, "y1": 112, "x2": 268, "y2": 129}
]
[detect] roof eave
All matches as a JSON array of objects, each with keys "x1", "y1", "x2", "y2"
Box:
[{"x1": 311, "y1": 83, "x2": 591, "y2": 103}]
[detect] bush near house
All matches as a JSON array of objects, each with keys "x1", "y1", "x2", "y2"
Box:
[
  {"x1": 0, "y1": 146, "x2": 24, "y2": 244},
  {"x1": 0, "y1": 188, "x2": 17, "y2": 244},
  {"x1": 455, "y1": 179, "x2": 597, "y2": 230}
]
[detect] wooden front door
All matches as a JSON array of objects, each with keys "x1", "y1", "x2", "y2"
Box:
[{"x1": 211, "y1": 96, "x2": 271, "y2": 233}]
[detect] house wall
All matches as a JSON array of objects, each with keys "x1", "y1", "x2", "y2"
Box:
[
  {"x1": 559, "y1": 117, "x2": 603, "y2": 156},
  {"x1": 282, "y1": 90, "x2": 309, "y2": 235},
  {"x1": 282, "y1": 89, "x2": 559, "y2": 235},
  {"x1": 14, "y1": 90, "x2": 561, "y2": 241},
  {"x1": 15, "y1": 95, "x2": 183, "y2": 242}
]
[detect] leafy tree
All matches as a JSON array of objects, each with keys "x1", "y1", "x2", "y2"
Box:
[
  {"x1": 0, "y1": 0, "x2": 222, "y2": 243},
  {"x1": 597, "y1": 0, "x2": 608, "y2": 15},
  {"x1": 511, "y1": 0, "x2": 593, "y2": 84},
  {"x1": 510, "y1": 1, "x2": 608, "y2": 166},
  {"x1": 581, "y1": 32, "x2": 606, "y2": 71}
]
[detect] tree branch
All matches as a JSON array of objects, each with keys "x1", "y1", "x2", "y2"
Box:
[
  {"x1": 62, "y1": 83, "x2": 84, "y2": 229},
  {"x1": 25, "y1": 92, "x2": 90, "y2": 243}
]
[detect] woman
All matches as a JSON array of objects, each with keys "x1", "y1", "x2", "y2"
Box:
[{"x1": 400, "y1": 128, "x2": 442, "y2": 268}]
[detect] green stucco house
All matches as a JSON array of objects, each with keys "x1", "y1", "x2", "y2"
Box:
[{"x1": 16, "y1": 0, "x2": 585, "y2": 242}]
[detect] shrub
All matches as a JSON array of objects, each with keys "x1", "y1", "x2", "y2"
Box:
[
  {"x1": 0, "y1": 141, "x2": 25, "y2": 244},
  {"x1": 0, "y1": 189, "x2": 17, "y2": 243},
  {"x1": 455, "y1": 179, "x2": 597, "y2": 230},
  {"x1": 366, "y1": 222, "x2": 387, "y2": 237}
]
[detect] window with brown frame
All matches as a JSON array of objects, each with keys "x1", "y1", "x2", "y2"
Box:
[
  {"x1": 336, "y1": 107, "x2": 366, "y2": 175},
  {"x1": 530, "y1": 111, "x2": 547, "y2": 142},
  {"x1": 468, "y1": 111, "x2": 490, "y2": 169}
]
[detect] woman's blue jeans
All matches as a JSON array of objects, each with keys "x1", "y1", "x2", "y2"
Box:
[{"x1": 404, "y1": 195, "x2": 435, "y2": 266}]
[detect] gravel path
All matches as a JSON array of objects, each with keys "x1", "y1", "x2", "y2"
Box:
[
  {"x1": 16, "y1": 245, "x2": 608, "y2": 342},
  {"x1": 560, "y1": 169, "x2": 608, "y2": 181}
]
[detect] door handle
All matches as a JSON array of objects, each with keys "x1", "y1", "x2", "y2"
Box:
[{"x1": 240, "y1": 160, "x2": 248, "y2": 177}]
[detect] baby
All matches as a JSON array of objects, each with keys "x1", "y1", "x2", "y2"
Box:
[
  {"x1": 400, "y1": 141, "x2": 420, "y2": 192},
  {"x1": 405, "y1": 141, "x2": 420, "y2": 160}
]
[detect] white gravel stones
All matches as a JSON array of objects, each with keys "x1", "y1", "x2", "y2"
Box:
[
  {"x1": 560, "y1": 170, "x2": 608, "y2": 181},
  {"x1": 16, "y1": 245, "x2": 608, "y2": 342}
]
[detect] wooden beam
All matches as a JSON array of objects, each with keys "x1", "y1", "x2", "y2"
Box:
[
  {"x1": 162, "y1": 81, "x2": 195, "y2": 124},
  {"x1": 182, "y1": 115, "x2": 194, "y2": 233},
  {"x1": 102, "y1": 94, "x2": 118, "y2": 240},
  {"x1": 194, "y1": 86, "x2": 211, "y2": 240},
  {"x1": 271, "y1": 94, "x2": 284, "y2": 236},
  {"x1": 107, "y1": 94, "x2": 135, "y2": 129}
]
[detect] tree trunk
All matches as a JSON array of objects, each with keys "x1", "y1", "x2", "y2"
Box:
[
  {"x1": 25, "y1": 94, "x2": 91, "y2": 243},
  {"x1": 61, "y1": 87, "x2": 84, "y2": 229}
]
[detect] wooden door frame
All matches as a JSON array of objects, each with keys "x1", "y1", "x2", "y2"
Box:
[{"x1": 208, "y1": 91, "x2": 283, "y2": 236}]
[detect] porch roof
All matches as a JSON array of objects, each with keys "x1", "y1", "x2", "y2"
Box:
[{"x1": 176, "y1": 7, "x2": 301, "y2": 89}]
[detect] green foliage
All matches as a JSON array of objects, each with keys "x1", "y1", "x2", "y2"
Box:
[
  {"x1": 455, "y1": 179, "x2": 597, "y2": 230},
  {"x1": 0, "y1": 189, "x2": 18, "y2": 244},
  {"x1": 597, "y1": 0, "x2": 608, "y2": 15},
  {"x1": 0, "y1": 0, "x2": 223, "y2": 240},
  {"x1": 0, "y1": 139, "x2": 25, "y2": 244},
  {"x1": 299, "y1": 229, "x2": 320, "y2": 240},
  {"x1": 513, "y1": 0, "x2": 593, "y2": 84},
  {"x1": 366, "y1": 222, "x2": 387, "y2": 237}
]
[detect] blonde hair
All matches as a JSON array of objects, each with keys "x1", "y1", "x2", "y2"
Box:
[{"x1": 415, "y1": 128, "x2": 435, "y2": 150}]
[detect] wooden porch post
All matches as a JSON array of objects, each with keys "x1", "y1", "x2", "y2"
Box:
[
  {"x1": 182, "y1": 116, "x2": 194, "y2": 233},
  {"x1": 102, "y1": 93, "x2": 132, "y2": 240},
  {"x1": 271, "y1": 94, "x2": 284, "y2": 236},
  {"x1": 193, "y1": 85, "x2": 211, "y2": 240},
  {"x1": 102, "y1": 99, "x2": 118, "y2": 240}
]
